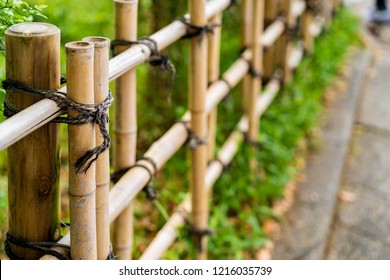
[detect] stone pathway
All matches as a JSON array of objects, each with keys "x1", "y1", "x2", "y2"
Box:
[{"x1": 272, "y1": 0, "x2": 390, "y2": 260}]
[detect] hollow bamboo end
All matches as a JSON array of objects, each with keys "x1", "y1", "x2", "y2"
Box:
[
  {"x1": 65, "y1": 41, "x2": 94, "y2": 53},
  {"x1": 5, "y1": 22, "x2": 59, "y2": 37},
  {"x1": 83, "y1": 37, "x2": 110, "y2": 48}
]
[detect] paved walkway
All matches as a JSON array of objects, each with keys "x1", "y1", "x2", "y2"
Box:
[{"x1": 272, "y1": 1, "x2": 390, "y2": 260}]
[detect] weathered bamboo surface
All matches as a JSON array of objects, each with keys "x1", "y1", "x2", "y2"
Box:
[
  {"x1": 5, "y1": 22, "x2": 61, "y2": 260},
  {"x1": 82, "y1": 36, "x2": 111, "y2": 260},
  {"x1": 0, "y1": 0, "x2": 232, "y2": 152}
]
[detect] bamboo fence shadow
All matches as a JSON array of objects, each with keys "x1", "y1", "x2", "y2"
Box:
[{"x1": 0, "y1": 0, "x2": 338, "y2": 260}]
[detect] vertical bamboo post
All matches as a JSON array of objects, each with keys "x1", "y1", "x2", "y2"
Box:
[
  {"x1": 82, "y1": 36, "x2": 111, "y2": 260},
  {"x1": 247, "y1": 0, "x2": 264, "y2": 143},
  {"x1": 241, "y1": 0, "x2": 253, "y2": 112},
  {"x1": 189, "y1": 0, "x2": 209, "y2": 260},
  {"x1": 207, "y1": 13, "x2": 222, "y2": 160},
  {"x1": 263, "y1": 0, "x2": 279, "y2": 81},
  {"x1": 302, "y1": 3, "x2": 315, "y2": 54},
  {"x1": 66, "y1": 41, "x2": 97, "y2": 260},
  {"x1": 5, "y1": 23, "x2": 61, "y2": 260},
  {"x1": 278, "y1": 0, "x2": 294, "y2": 83},
  {"x1": 113, "y1": 0, "x2": 138, "y2": 260}
]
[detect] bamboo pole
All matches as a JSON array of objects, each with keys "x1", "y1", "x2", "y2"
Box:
[
  {"x1": 82, "y1": 36, "x2": 111, "y2": 260},
  {"x1": 207, "y1": 13, "x2": 222, "y2": 160},
  {"x1": 112, "y1": 0, "x2": 138, "y2": 260},
  {"x1": 247, "y1": 0, "x2": 264, "y2": 143},
  {"x1": 302, "y1": 3, "x2": 315, "y2": 54},
  {"x1": 5, "y1": 22, "x2": 61, "y2": 260},
  {"x1": 241, "y1": 0, "x2": 253, "y2": 112},
  {"x1": 0, "y1": 0, "x2": 233, "y2": 152},
  {"x1": 66, "y1": 41, "x2": 97, "y2": 260},
  {"x1": 189, "y1": 0, "x2": 209, "y2": 260},
  {"x1": 278, "y1": 0, "x2": 295, "y2": 83},
  {"x1": 263, "y1": 0, "x2": 279, "y2": 81}
]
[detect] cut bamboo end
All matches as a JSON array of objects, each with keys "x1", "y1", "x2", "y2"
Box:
[
  {"x1": 6, "y1": 22, "x2": 59, "y2": 37},
  {"x1": 83, "y1": 36, "x2": 110, "y2": 49}
]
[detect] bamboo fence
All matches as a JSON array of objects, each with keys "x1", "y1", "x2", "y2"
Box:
[{"x1": 0, "y1": 0, "x2": 338, "y2": 260}]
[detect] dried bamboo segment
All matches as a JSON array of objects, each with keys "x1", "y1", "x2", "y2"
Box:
[
  {"x1": 189, "y1": 0, "x2": 210, "y2": 260},
  {"x1": 207, "y1": 12, "x2": 222, "y2": 160},
  {"x1": 112, "y1": 0, "x2": 138, "y2": 260},
  {"x1": 0, "y1": 0, "x2": 233, "y2": 152},
  {"x1": 5, "y1": 23, "x2": 61, "y2": 260},
  {"x1": 263, "y1": 0, "x2": 279, "y2": 81},
  {"x1": 292, "y1": 0, "x2": 306, "y2": 18},
  {"x1": 66, "y1": 41, "x2": 97, "y2": 260},
  {"x1": 241, "y1": 0, "x2": 253, "y2": 112},
  {"x1": 302, "y1": 5, "x2": 315, "y2": 54},
  {"x1": 288, "y1": 44, "x2": 304, "y2": 70},
  {"x1": 247, "y1": 0, "x2": 264, "y2": 143},
  {"x1": 82, "y1": 36, "x2": 111, "y2": 260}
]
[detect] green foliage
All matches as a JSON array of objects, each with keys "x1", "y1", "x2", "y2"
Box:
[{"x1": 0, "y1": 0, "x2": 47, "y2": 51}]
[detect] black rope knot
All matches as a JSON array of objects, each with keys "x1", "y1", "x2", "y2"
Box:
[
  {"x1": 178, "y1": 17, "x2": 221, "y2": 40},
  {"x1": 2, "y1": 79, "x2": 113, "y2": 174},
  {"x1": 5, "y1": 232, "x2": 70, "y2": 260},
  {"x1": 111, "y1": 37, "x2": 176, "y2": 88},
  {"x1": 177, "y1": 120, "x2": 208, "y2": 149}
]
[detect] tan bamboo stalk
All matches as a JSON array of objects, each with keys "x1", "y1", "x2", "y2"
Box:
[
  {"x1": 66, "y1": 41, "x2": 97, "y2": 260},
  {"x1": 302, "y1": 4, "x2": 315, "y2": 54},
  {"x1": 278, "y1": 0, "x2": 295, "y2": 83},
  {"x1": 241, "y1": 0, "x2": 253, "y2": 112},
  {"x1": 5, "y1": 23, "x2": 61, "y2": 260},
  {"x1": 189, "y1": 0, "x2": 209, "y2": 260},
  {"x1": 207, "y1": 13, "x2": 222, "y2": 160},
  {"x1": 0, "y1": 0, "x2": 233, "y2": 151},
  {"x1": 140, "y1": 78, "x2": 281, "y2": 260},
  {"x1": 112, "y1": 0, "x2": 138, "y2": 260},
  {"x1": 263, "y1": 0, "x2": 279, "y2": 81},
  {"x1": 333, "y1": 0, "x2": 340, "y2": 14},
  {"x1": 247, "y1": 0, "x2": 264, "y2": 143},
  {"x1": 82, "y1": 36, "x2": 111, "y2": 260}
]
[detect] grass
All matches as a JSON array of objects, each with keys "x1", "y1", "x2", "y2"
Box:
[{"x1": 0, "y1": 3, "x2": 360, "y2": 259}]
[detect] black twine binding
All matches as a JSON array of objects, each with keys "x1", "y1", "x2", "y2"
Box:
[
  {"x1": 177, "y1": 17, "x2": 221, "y2": 40},
  {"x1": 176, "y1": 120, "x2": 208, "y2": 149},
  {"x1": 208, "y1": 158, "x2": 231, "y2": 173},
  {"x1": 227, "y1": 0, "x2": 238, "y2": 9},
  {"x1": 111, "y1": 37, "x2": 176, "y2": 88},
  {"x1": 183, "y1": 217, "x2": 214, "y2": 251},
  {"x1": 2, "y1": 79, "x2": 113, "y2": 174},
  {"x1": 110, "y1": 157, "x2": 158, "y2": 201},
  {"x1": 5, "y1": 233, "x2": 70, "y2": 260}
]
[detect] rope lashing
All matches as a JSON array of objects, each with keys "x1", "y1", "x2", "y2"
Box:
[
  {"x1": 2, "y1": 79, "x2": 113, "y2": 174},
  {"x1": 176, "y1": 120, "x2": 208, "y2": 149},
  {"x1": 110, "y1": 157, "x2": 158, "y2": 202},
  {"x1": 208, "y1": 158, "x2": 231, "y2": 173},
  {"x1": 177, "y1": 17, "x2": 221, "y2": 40},
  {"x1": 4, "y1": 232, "x2": 70, "y2": 260},
  {"x1": 184, "y1": 217, "x2": 214, "y2": 251},
  {"x1": 111, "y1": 37, "x2": 176, "y2": 87}
]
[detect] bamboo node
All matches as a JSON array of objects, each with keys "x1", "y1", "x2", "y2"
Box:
[
  {"x1": 2, "y1": 79, "x2": 113, "y2": 174},
  {"x1": 4, "y1": 232, "x2": 70, "y2": 260},
  {"x1": 111, "y1": 37, "x2": 176, "y2": 87}
]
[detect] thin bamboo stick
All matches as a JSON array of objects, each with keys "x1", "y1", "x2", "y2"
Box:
[
  {"x1": 278, "y1": 0, "x2": 295, "y2": 83},
  {"x1": 302, "y1": 3, "x2": 315, "y2": 54},
  {"x1": 82, "y1": 36, "x2": 111, "y2": 260},
  {"x1": 189, "y1": 0, "x2": 209, "y2": 260},
  {"x1": 207, "y1": 13, "x2": 222, "y2": 160},
  {"x1": 247, "y1": 0, "x2": 264, "y2": 142},
  {"x1": 66, "y1": 41, "x2": 97, "y2": 260},
  {"x1": 140, "y1": 78, "x2": 282, "y2": 260},
  {"x1": 263, "y1": 0, "x2": 279, "y2": 81},
  {"x1": 112, "y1": 0, "x2": 138, "y2": 260},
  {"x1": 5, "y1": 22, "x2": 61, "y2": 260},
  {"x1": 0, "y1": 0, "x2": 232, "y2": 152},
  {"x1": 241, "y1": 0, "x2": 253, "y2": 112}
]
